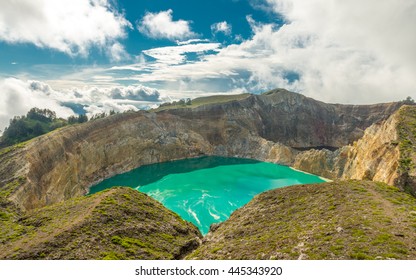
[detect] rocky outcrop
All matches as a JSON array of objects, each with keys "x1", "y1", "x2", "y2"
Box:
[
  {"x1": 294, "y1": 106, "x2": 416, "y2": 195},
  {"x1": 294, "y1": 112, "x2": 401, "y2": 184},
  {"x1": 188, "y1": 181, "x2": 416, "y2": 260}
]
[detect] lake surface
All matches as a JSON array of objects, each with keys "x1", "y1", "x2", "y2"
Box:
[{"x1": 89, "y1": 156, "x2": 326, "y2": 234}]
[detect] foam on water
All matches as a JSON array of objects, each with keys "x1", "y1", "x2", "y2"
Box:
[{"x1": 89, "y1": 156, "x2": 325, "y2": 235}]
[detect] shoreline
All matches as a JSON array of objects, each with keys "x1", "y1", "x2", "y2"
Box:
[{"x1": 288, "y1": 166, "x2": 333, "y2": 182}]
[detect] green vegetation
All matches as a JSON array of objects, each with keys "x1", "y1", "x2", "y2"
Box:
[
  {"x1": 396, "y1": 106, "x2": 416, "y2": 195},
  {"x1": 153, "y1": 93, "x2": 250, "y2": 111},
  {"x1": 0, "y1": 188, "x2": 201, "y2": 260},
  {"x1": 0, "y1": 108, "x2": 90, "y2": 148},
  {"x1": 0, "y1": 108, "x2": 121, "y2": 149},
  {"x1": 0, "y1": 108, "x2": 67, "y2": 147}
]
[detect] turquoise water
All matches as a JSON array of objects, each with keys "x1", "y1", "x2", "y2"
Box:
[{"x1": 89, "y1": 156, "x2": 325, "y2": 234}]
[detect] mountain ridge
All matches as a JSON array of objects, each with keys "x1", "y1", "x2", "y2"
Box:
[
  {"x1": 1, "y1": 88, "x2": 416, "y2": 260},
  {"x1": 0, "y1": 89, "x2": 409, "y2": 212}
]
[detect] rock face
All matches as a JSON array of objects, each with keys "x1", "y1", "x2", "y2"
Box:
[
  {"x1": 0, "y1": 89, "x2": 406, "y2": 211},
  {"x1": 188, "y1": 181, "x2": 416, "y2": 260},
  {"x1": 294, "y1": 112, "x2": 400, "y2": 184},
  {"x1": 166, "y1": 89, "x2": 403, "y2": 148},
  {"x1": 294, "y1": 106, "x2": 416, "y2": 195},
  {"x1": 0, "y1": 187, "x2": 201, "y2": 260}
]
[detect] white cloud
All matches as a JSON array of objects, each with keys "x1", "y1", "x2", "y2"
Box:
[
  {"x1": 0, "y1": 78, "x2": 74, "y2": 134},
  {"x1": 211, "y1": 21, "x2": 232, "y2": 36},
  {"x1": 55, "y1": 84, "x2": 162, "y2": 116},
  {"x1": 122, "y1": 0, "x2": 416, "y2": 104},
  {"x1": 0, "y1": 0, "x2": 132, "y2": 57},
  {"x1": 176, "y1": 39, "x2": 210, "y2": 45},
  {"x1": 109, "y1": 85, "x2": 160, "y2": 101},
  {"x1": 143, "y1": 43, "x2": 221, "y2": 65},
  {"x1": 14, "y1": 1, "x2": 413, "y2": 106},
  {"x1": 258, "y1": 0, "x2": 416, "y2": 103},
  {"x1": 137, "y1": 9, "x2": 196, "y2": 41},
  {"x1": 0, "y1": 78, "x2": 163, "y2": 134},
  {"x1": 107, "y1": 42, "x2": 130, "y2": 62}
]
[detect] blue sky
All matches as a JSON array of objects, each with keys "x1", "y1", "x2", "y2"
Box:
[
  {"x1": 0, "y1": 0, "x2": 415, "y2": 132},
  {"x1": 1, "y1": 0, "x2": 279, "y2": 69}
]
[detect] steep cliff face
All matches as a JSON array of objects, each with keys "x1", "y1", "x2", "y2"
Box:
[
  {"x1": 294, "y1": 106, "x2": 416, "y2": 194},
  {"x1": 10, "y1": 112, "x2": 212, "y2": 210},
  {"x1": 294, "y1": 112, "x2": 401, "y2": 185},
  {"x1": 166, "y1": 89, "x2": 403, "y2": 149},
  {"x1": 0, "y1": 89, "x2": 407, "y2": 211},
  {"x1": 5, "y1": 111, "x2": 294, "y2": 211}
]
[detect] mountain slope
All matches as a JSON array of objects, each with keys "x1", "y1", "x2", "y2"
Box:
[
  {"x1": 187, "y1": 181, "x2": 416, "y2": 260},
  {"x1": 0, "y1": 187, "x2": 201, "y2": 260}
]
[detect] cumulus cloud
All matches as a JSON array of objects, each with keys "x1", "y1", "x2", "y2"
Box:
[
  {"x1": 0, "y1": 78, "x2": 163, "y2": 134},
  {"x1": 211, "y1": 21, "x2": 232, "y2": 36},
  {"x1": 0, "y1": 78, "x2": 74, "y2": 133},
  {"x1": 137, "y1": 9, "x2": 196, "y2": 41},
  {"x1": 257, "y1": 0, "x2": 416, "y2": 103},
  {"x1": 0, "y1": 0, "x2": 132, "y2": 57},
  {"x1": 107, "y1": 42, "x2": 131, "y2": 62},
  {"x1": 109, "y1": 85, "x2": 160, "y2": 101}
]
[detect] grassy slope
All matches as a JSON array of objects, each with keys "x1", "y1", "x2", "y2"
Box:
[
  {"x1": 0, "y1": 187, "x2": 201, "y2": 260},
  {"x1": 153, "y1": 93, "x2": 250, "y2": 112},
  {"x1": 188, "y1": 181, "x2": 416, "y2": 260},
  {"x1": 396, "y1": 106, "x2": 416, "y2": 195}
]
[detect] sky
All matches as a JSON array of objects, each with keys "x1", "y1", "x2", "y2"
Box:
[{"x1": 0, "y1": 0, "x2": 415, "y2": 133}]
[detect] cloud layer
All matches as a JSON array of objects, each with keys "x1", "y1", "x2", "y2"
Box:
[
  {"x1": 0, "y1": 0, "x2": 131, "y2": 58},
  {"x1": 137, "y1": 9, "x2": 196, "y2": 41},
  {"x1": 0, "y1": 78, "x2": 163, "y2": 134}
]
